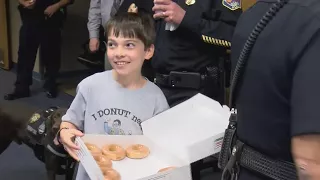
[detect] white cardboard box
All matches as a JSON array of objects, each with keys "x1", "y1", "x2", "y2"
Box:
[{"x1": 77, "y1": 93, "x2": 231, "y2": 180}]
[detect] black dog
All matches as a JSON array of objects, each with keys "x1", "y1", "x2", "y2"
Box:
[{"x1": 0, "y1": 103, "x2": 75, "y2": 180}]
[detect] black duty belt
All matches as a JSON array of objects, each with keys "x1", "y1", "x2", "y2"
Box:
[
  {"x1": 222, "y1": 140, "x2": 298, "y2": 180},
  {"x1": 155, "y1": 71, "x2": 209, "y2": 89}
]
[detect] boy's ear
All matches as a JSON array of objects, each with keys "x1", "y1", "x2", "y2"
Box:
[{"x1": 144, "y1": 44, "x2": 155, "y2": 60}]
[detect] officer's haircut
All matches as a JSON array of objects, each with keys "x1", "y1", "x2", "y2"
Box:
[{"x1": 105, "y1": 12, "x2": 155, "y2": 49}]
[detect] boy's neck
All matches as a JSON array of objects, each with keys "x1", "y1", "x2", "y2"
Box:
[{"x1": 112, "y1": 70, "x2": 146, "y2": 90}]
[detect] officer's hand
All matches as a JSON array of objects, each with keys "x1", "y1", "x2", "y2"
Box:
[
  {"x1": 152, "y1": 0, "x2": 186, "y2": 25},
  {"x1": 44, "y1": 4, "x2": 60, "y2": 18},
  {"x1": 128, "y1": 3, "x2": 138, "y2": 13},
  {"x1": 59, "y1": 128, "x2": 83, "y2": 161},
  {"x1": 89, "y1": 38, "x2": 100, "y2": 52},
  {"x1": 19, "y1": 0, "x2": 36, "y2": 9}
]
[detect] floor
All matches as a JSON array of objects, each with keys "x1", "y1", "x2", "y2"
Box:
[{"x1": 0, "y1": 69, "x2": 222, "y2": 180}]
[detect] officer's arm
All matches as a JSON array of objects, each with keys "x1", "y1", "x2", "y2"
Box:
[
  {"x1": 87, "y1": 0, "x2": 102, "y2": 39},
  {"x1": 292, "y1": 136, "x2": 320, "y2": 179},
  {"x1": 54, "y1": 0, "x2": 71, "y2": 9},
  {"x1": 290, "y1": 26, "x2": 320, "y2": 180},
  {"x1": 178, "y1": 0, "x2": 242, "y2": 48}
]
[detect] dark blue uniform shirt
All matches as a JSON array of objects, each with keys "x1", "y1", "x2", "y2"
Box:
[{"x1": 231, "y1": 0, "x2": 320, "y2": 179}]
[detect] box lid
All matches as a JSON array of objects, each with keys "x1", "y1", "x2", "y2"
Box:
[{"x1": 141, "y1": 93, "x2": 230, "y2": 164}]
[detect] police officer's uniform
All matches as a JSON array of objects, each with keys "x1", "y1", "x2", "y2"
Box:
[
  {"x1": 138, "y1": 0, "x2": 242, "y2": 179},
  {"x1": 152, "y1": 0, "x2": 241, "y2": 106},
  {"x1": 219, "y1": 0, "x2": 320, "y2": 179},
  {"x1": 4, "y1": 0, "x2": 67, "y2": 100}
]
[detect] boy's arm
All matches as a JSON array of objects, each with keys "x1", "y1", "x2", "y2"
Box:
[{"x1": 61, "y1": 85, "x2": 87, "y2": 131}]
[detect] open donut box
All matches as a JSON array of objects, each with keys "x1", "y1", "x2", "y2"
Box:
[{"x1": 76, "y1": 93, "x2": 230, "y2": 180}]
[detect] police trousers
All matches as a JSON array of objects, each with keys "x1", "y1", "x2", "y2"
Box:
[{"x1": 15, "y1": 6, "x2": 63, "y2": 90}]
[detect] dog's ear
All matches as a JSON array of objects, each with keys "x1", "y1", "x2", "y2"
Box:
[{"x1": 50, "y1": 108, "x2": 68, "y2": 134}]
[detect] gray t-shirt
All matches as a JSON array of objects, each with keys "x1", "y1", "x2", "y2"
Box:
[{"x1": 62, "y1": 70, "x2": 169, "y2": 180}]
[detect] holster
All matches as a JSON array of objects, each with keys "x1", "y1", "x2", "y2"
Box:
[{"x1": 218, "y1": 109, "x2": 238, "y2": 170}]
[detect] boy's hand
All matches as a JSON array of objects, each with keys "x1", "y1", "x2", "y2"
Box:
[
  {"x1": 59, "y1": 128, "x2": 84, "y2": 161},
  {"x1": 44, "y1": 4, "x2": 60, "y2": 17},
  {"x1": 19, "y1": 0, "x2": 36, "y2": 9}
]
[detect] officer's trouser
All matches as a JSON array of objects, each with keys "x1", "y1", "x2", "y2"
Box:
[{"x1": 15, "y1": 6, "x2": 63, "y2": 90}]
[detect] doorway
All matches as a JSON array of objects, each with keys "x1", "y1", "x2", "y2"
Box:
[{"x1": 0, "y1": 0, "x2": 10, "y2": 70}]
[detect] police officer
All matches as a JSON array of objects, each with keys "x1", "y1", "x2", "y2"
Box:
[
  {"x1": 4, "y1": 0, "x2": 71, "y2": 100},
  {"x1": 131, "y1": 0, "x2": 241, "y2": 179},
  {"x1": 151, "y1": 0, "x2": 241, "y2": 106},
  {"x1": 219, "y1": 0, "x2": 320, "y2": 179}
]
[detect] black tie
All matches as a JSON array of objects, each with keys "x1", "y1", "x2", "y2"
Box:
[{"x1": 110, "y1": 0, "x2": 122, "y2": 17}]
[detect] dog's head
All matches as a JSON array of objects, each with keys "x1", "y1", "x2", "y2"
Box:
[{"x1": 48, "y1": 108, "x2": 68, "y2": 136}]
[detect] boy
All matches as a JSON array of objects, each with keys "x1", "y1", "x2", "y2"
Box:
[{"x1": 57, "y1": 12, "x2": 169, "y2": 180}]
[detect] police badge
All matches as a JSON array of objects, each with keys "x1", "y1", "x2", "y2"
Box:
[
  {"x1": 185, "y1": 0, "x2": 195, "y2": 6},
  {"x1": 222, "y1": 0, "x2": 241, "y2": 11}
]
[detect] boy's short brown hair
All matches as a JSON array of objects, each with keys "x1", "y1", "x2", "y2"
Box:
[{"x1": 105, "y1": 12, "x2": 155, "y2": 49}]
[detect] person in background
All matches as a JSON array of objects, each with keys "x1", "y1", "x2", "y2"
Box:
[
  {"x1": 87, "y1": 0, "x2": 117, "y2": 53},
  {"x1": 4, "y1": 0, "x2": 72, "y2": 100}
]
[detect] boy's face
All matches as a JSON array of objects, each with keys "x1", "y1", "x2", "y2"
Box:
[{"x1": 107, "y1": 31, "x2": 154, "y2": 76}]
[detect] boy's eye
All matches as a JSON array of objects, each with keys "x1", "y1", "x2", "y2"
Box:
[
  {"x1": 126, "y1": 43, "x2": 135, "y2": 48},
  {"x1": 107, "y1": 42, "x2": 115, "y2": 47}
]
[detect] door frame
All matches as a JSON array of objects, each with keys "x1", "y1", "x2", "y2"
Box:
[{"x1": 0, "y1": 0, "x2": 11, "y2": 70}]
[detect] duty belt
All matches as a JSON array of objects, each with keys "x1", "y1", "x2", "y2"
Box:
[
  {"x1": 154, "y1": 71, "x2": 209, "y2": 89},
  {"x1": 221, "y1": 140, "x2": 298, "y2": 180}
]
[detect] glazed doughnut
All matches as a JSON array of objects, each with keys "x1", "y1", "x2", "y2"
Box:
[
  {"x1": 103, "y1": 168, "x2": 121, "y2": 180},
  {"x1": 102, "y1": 144, "x2": 126, "y2": 161},
  {"x1": 158, "y1": 166, "x2": 176, "y2": 173},
  {"x1": 126, "y1": 144, "x2": 150, "y2": 159},
  {"x1": 85, "y1": 143, "x2": 102, "y2": 157},
  {"x1": 93, "y1": 155, "x2": 112, "y2": 168}
]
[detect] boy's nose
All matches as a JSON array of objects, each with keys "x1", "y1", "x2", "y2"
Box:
[{"x1": 115, "y1": 48, "x2": 125, "y2": 57}]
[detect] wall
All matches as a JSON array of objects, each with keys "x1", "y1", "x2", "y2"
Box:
[
  {"x1": 0, "y1": 0, "x2": 10, "y2": 70},
  {"x1": 242, "y1": 0, "x2": 257, "y2": 11},
  {"x1": 7, "y1": 0, "x2": 90, "y2": 74}
]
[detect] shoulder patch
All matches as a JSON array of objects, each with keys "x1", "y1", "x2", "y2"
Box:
[
  {"x1": 29, "y1": 113, "x2": 41, "y2": 124},
  {"x1": 222, "y1": 0, "x2": 241, "y2": 11}
]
